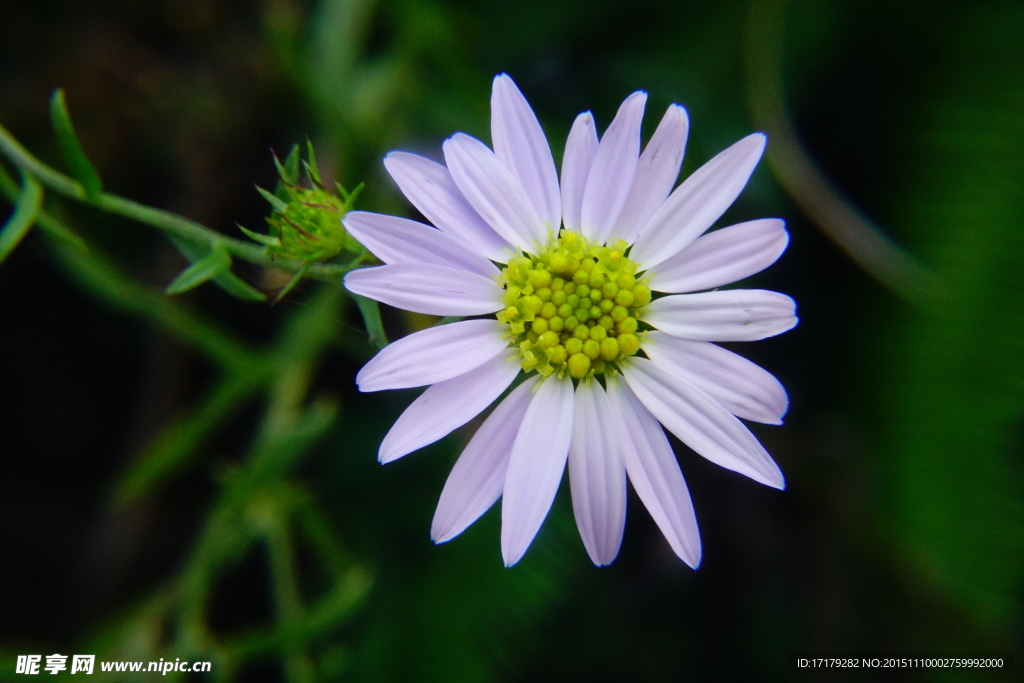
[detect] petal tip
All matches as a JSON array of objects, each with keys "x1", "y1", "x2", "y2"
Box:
[{"x1": 687, "y1": 551, "x2": 702, "y2": 570}]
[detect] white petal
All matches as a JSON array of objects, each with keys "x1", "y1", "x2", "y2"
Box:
[
  {"x1": 344, "y1": 263, "x2": 503, "y2": 317},
  {"x1": 431, "y1": 377, "x2": 538, "y2": 543},
  {"x1": 501, "y1": 377, "x2": 574, "y2": 566},
  {"x1": 379, "y1": 353, "x2": 521, "y2": 463},
  {"x1": 630, "y1": 133, "x2": 767, "y2": 269},
  {"x1": 643, "y1": 331, "x2": 788, "y2": 425},
  {"x1": 568, "y1": 382, "x2": 627, "y2": 566},
  {"x1": 644, "y1": 289, "x2": 798, "y2": 341},
  {"x1": 443, "y1": 133, "x2": 546, "y2": 250},
  {"x1": 560, "y1": 112, "x2": 599, "y2": 234},
  {"x1": 356, "y1": 319, "x2": 508, "y2": 392},
  {"x1": 606, "y1": 381, "x2": 701, "y2": 567},
  {"x1": 648, "y1": 219, "x2": 789, "y2": 293},
  {"x1": 491, "y1": 74, "x2": 561, "y2": 233},
  {"x1": 383, "y1": 152, "x2": 511, "y2": 262},
  {"x1": 344, "y1": 211, "x2": 499, "y2": 277},
  {"x1": 612, "y1": 104, "x2": 689, "y2": 242},
  {"x1": 580, "y1": 91, "x2": 647, "y2": 244},
  {"x1": 622, "y1": 358, "x2": 785, "y2": 489}
]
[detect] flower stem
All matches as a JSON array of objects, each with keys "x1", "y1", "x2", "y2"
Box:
[
  {"x1": 744, "y1": 0, "x2": 946, "y2": 310},
  {"x1": 0, "y1": 120, "x2": 361, "y2": 283}
]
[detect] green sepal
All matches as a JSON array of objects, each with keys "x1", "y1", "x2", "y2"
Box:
[
  {"x1": 238, "y1": 223, "x2": 282, "y2": 248},
  {"x1": 0, "y1": 172, "x2": 43, "y2": 265},
  {"x1": 273, "y1": 144, "x2": 302, "y2": 196},
  {"x1": 165, "y1": 241, "x2": 232, "y2": 294},
  {"x1": 256, "y1": 185, "x2": 289, "y2": 213},
  {"x1": 170, "y1": 237, "x2": 267, "y2": 302},
  {"x1": 49, "y1": 89, "x2": 102, "y2": 202},
  {"x1": 352, "y1": 293, "x2": 388, "y2": 349},
  {"x1": 304, "y1": 138, "x2": 322, "y2": 186},
  {"x1": 337, "y1": 181, "x2": 364, "y2": 211},
  {"x1": 272, "y1": 261, "x2": 311, "y2": 305}
]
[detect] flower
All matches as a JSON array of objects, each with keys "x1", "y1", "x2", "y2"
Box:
[{"x1": 344, "y1": 74, "x2": 797, "y2": 567}]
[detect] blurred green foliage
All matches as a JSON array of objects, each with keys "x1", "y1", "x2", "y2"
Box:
[{"x1": 878, "y1": 1, "x2": 1024, "y2": 627}]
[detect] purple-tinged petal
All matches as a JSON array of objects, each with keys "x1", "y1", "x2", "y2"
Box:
[
  {"x1": 356, "y1": 319, "x2": 508, "y2": 392},
  {"x1": 383, "y1": 152, "x2": 511, "y2": 262},
  {"x1": 644, "y1": 289, "x2": 798, "y2": 342},
  {"x1": 344, "y1": 211, "x2": 499, "y2": 277},
  {"x1": 431, "y1": 377, "x2": 538, "y2": 543},
  {"x1": 630, "y1": 133, "x2": 766, "y2": 269},
  {"x1": 622, "y1": 358, "x2": 785, "y2": 489},
  {"x1": 569, "y1": 381, "x2": 627, "y2": 566},
  {"x1": 561, "y1": 112, "x2": 599, "y2": 234},
  {"x1": 379, "y1": 352, "x2": 521, "y2": 463},
  {"x1": 644, "y1": 331, "x2": 788, "y2": 425},
  {"x1": 501, "y1": 377, "x2": 574, "y2": 566},
  {"x1": 580, "y1": 92, "x2": 647, "y2": 244},
  {"x1": 443, "y1": 133, "x2": 546, "y2": 250},
  {"x1": 344, "y1": 263, "x2": 503, "y2": 317},
  {"x1": 491, "y1": 74, "x2": 561, "y2": 233},
  {"x1": 612, "y1": 104, "x2": 689, "y2": 242},
  {"x1": 648, "y1": 219, "x2": 788, "y2": 294},
  {"x1": 607, "y1": 381, "x2": 701, "y2": 567}
]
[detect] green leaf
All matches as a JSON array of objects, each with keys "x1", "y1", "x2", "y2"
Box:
[
  {"x1": 49, "y1": 89, "x2": 102, "y2": 201},
  {"x1": 352, "y1": 293, "x2": 388, "y2": 349},
  {"x1": 213, "y1": 270, "x2": 268, "y2": 302},
  {"x1": 170, "y1": 237, "x2": 268, "y2": 302},
  {"x1": 0, "y1": 172, "x2": 42, "y2": 265},
  {"x1": 165, "y1": 242, "x2": 232, "y2": 294}
]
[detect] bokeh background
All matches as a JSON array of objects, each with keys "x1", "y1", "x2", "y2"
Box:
[{"x1": 1, "y1": 0, "x2": 1022, "y2": 680}]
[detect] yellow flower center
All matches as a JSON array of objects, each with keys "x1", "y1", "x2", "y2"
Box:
[{"x1": 495, "y1": 230, "x2": 651, "y2": 381}]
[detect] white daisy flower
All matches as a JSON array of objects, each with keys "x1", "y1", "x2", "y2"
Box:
[{"x1": 344, "y1": 74, "x2": 797, "y2": 567}]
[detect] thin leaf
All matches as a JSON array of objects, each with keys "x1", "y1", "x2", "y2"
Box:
[
  {"x1": 213, "y1": 270, "x2": 268, "y2": 302},
  {"x1": 171, "y1": 236, "x2": 268, "y2": 302},
  {"x1": 273, "y1": 261, "x2": 311, "y2": 305},
  {"x1": 0, "y1": 173, "x2": 42, "y2": 264},
  {"x1": 49, "y1": 89, "x2": 102, "y2": 201},
  {"x1": 165, "y1": 242, "x2": 232, "y2": 294},
  {"x1": 352, "y1": 292, "x2": 388, "y2": 349}
]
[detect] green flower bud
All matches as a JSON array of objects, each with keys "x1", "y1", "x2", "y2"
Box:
[{"x1": 239, "y1": 142, "x2": 363, "y2": 263}]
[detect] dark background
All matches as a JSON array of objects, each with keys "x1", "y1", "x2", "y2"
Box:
[{"x1": 1, "y1": 0, "x2": 1022, "y2": 680}]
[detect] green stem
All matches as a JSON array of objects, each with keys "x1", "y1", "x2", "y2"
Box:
[
  {"x1": 0, "y1": 164, "x2": 255, "y2": 366},
  {"x1": 0, "y1": 172, "x2": 42, "y2": 264},
  {"x1": 744, "y1": 0, "x2": 945, "y2": 310},
  {"x1": 0, "y1": 121, "x2": 360, "y2": 283},
  {"x1": 49, "y1": 237, "x2": 259, "y2": 369},
  {"x1": 265, "y1": 518, "x2": 315, "y2": 683},
  {"x1": 114, "y1": 372, "x2": 269, "y2": 507}
]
